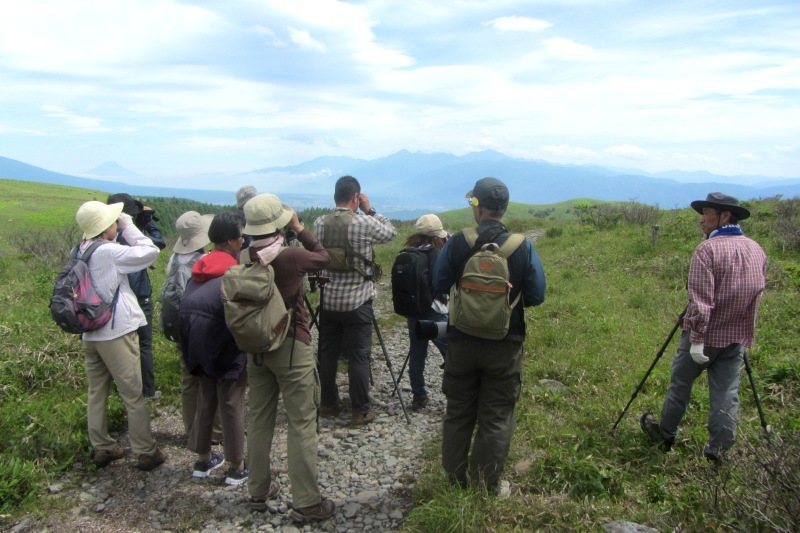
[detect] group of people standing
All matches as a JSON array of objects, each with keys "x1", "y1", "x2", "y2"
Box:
[{"x1": 70, "y1": 172, "x2": 766, "y2": 521}]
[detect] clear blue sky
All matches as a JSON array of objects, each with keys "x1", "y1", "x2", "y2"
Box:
[{"x1": 1, "y1": 0, "x2": 798, "y2": 184}]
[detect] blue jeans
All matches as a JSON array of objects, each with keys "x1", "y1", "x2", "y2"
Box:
[
  {"x1": 660, "y1": 330, "x2": 744, "y2": 452},
  {"x1": 406, "y1": 309, "x2": 448, "y2": 397}
]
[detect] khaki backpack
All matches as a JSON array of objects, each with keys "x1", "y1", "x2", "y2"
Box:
[
  {"x1": 221, "y1": 254, "x2": 290, "y2": 354},
  {"x1": 449, "y1": 228, "x2": 525, "y2": 340}
]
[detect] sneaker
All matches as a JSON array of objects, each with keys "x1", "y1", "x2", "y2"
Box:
[
  {"x1": 144, "y1": 390, "x2": 162, "y2": 401},
  {"x1": 411, "y1": 394, "x2": 428, "y2": 411},
  {"x1": 93, "y1": 445, "x2": 124, "y2": 468},
  {"x1": 350, "y1": 410, "x2": 376, "y2": 428},
  {"x1": 494, "y1": 480, "x2": 512, "y2": 500},
  {"x1": 640, "y1": 413, "x2": 673, "y2": 451},
  {"x1": 225, "y1": 461, "x2": 249, "y2": 486},
  {"x1": 319, "y1": 403, "x2": 340, "y2": 418},
  {"x1": 249, "y1": 481, "x2": 281, "y2": 512},
  {"x1": 192, "y1": 451, "x2": 224, "y2": 478},
  {"x1": 290, "y1": 498, "x2": 336, "y2": 523},
  {"x1": 135, "y1": 447, "x2": 168, "y2": 471}
]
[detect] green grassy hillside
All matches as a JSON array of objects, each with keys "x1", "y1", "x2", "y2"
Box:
[{"x1": 1, "y1": 180, "x2": 798, "y2": 531}]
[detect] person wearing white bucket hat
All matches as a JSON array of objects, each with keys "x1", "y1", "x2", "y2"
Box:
[
  {"x1": 158, "y1": 211, "x2": 221, "y2": 443},
  {"x1": 74, "y1": 201, "x2": 167, "y2": 471},
  {"x1": 241, "y1": 194, "x2": 336, "y2": 522}
]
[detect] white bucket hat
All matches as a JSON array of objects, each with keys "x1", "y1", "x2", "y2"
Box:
[
  {"x1": 173, "y1": 211, "x2": 214, "y2": 253},
  {"x1": 76, "y1": 201, "x2": 124, "y2": 240},
  {"x1": 415, "y1": 214, "x2": 447, "y2": 238},
  {"x1": 243, "y1": 194, "x2": 293, "y2": 235}
]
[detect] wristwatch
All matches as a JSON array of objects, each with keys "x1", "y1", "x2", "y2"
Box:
[{"x1": 367, "y1": 207, "x2": 377, "y2": 216}]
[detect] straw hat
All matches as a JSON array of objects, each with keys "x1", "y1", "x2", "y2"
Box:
[
  {"x1": 243, "y1": 194, "x2": 293, "y2": 235},
  {"x1": 415, "y1": 214, "x2": 447, "y2": 238},
  {"x1": 76, "y1": 201, "x2": 124, "y2": 240},
  {"x1": 173, "y1": 211, "x2": 214, "y2": 253}
]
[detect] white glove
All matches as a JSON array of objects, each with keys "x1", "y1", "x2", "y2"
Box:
[
  {"x1": 690, "y1": 343, "x2": 708, "y2": 364},
  {"x1": 117, "y1": 212, "x2": 133, "y2": 230}
]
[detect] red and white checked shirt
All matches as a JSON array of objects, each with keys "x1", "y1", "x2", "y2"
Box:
[{"x1": 683, "y1": 234, "x2": 767, "y2": 348}]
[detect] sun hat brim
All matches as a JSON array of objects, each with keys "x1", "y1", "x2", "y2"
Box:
[
  {"x1": 78, "y1": 201, "x2": 124, "y2": 240},
  {"x1": 173, "y1": 213, "x2": 214, "y2": 253},
  {"x1": 690, "y1": 200, "x2": 750, "y2": 220},
  {"x1": 244, "y1": 205, "x2": 293, "y2": 235}
]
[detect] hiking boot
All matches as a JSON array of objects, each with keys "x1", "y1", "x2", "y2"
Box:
[
  {"x1": 411, "y1": 394, "x2": 428, "y2": 411},
  {"x1": 192, "y1": 451, "x2": 224, "y2": 478},
  {"x1": 319, "y1": 403, "x2": 340, "y2": 418},
  {"x1": 225, "y1": 460, "x2": 249, "y2": 486},
  {"x1": 290, "y1": 498, "x2": 336, "y2": 523},
  {"x1": 249, "y1": 481, "x2": 281, "y2": 512},
  {"x1": 135, "y1": 447, "x2": 168, "y2": 471},
  {"x1": 350, "y1": 410, "x2": 376, "y2": 428},
  {"x1": 93, "y1": 445, "x2": 124, "y2": 468},
  {"x1": 144, "y1": 390, "x2": 162, "y2": 401},
  {"x1": 640, "y1": 413, "x2": 673, "y2": 451}
]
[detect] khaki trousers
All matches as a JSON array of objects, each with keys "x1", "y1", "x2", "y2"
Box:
[
  {"x1": 83, "y1": 331, "x2": 156, "y2": 456},
  {"x1": 247, "y1": 339, "x2": 321, "y2": 508}
]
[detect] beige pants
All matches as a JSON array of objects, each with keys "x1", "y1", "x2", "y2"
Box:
[{"x1": 83, "y1": 331, "x2": 156, "y2": 456}]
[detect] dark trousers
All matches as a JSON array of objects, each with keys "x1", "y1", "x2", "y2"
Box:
[
  {"x1": 406, "y1": 308, "x2": 448, "y2": 398},
  {"x1": 318, "y1": 300, "x2": 373, "y2": 414},
  {"x1": 441, "y1": 337, "x2": 523, "y2": 488},
  {"x1": 137, "y1": 297, "x2": 156, "y2": 397}
]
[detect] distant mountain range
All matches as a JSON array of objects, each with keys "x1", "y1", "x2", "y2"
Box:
[{"x1": 2, "y1": 151, "x2": 799, "y2": 220}]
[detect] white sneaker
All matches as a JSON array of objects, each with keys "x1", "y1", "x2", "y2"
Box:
[{"x1": 495, "y1": 480, "x2": 511, "y2": 499}]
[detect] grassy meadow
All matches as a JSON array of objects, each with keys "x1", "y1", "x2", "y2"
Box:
[{"x1": 1, "y1": 179, "x2": 799, "y2": 531}]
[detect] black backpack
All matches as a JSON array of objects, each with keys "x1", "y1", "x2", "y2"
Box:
[
  {"x1": 391, "y1": 247, "x2": 434, "y2": 317},
  {"x1": 50, "y1": 241, "x2": 119, "y2": 334}
]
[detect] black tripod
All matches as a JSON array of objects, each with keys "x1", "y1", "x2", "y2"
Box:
[
  {"x1": 612, "y1": 307, "x2": 769, "y2": 436},
  {"x1": 308, "y1": 275, "x2": 411, "y2": 424}
]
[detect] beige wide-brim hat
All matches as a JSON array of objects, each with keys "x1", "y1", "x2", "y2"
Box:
[
  {"x1": 76, "y1": 201, "x2": 124, "y2": 240},
  {"x1": 173, "y1": 211, "x2": 214, "y2": 253},
  {"x1": 415, "y1": 214, "x2": 447, "y2": 238},
  {"x1": 243, "y1": 193, "x2": 293, "y2": 235}
]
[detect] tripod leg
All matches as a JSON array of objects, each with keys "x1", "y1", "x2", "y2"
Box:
[
  {"x1": 305, "y1": 294, "x2": 319, "y2": 331},
  {"x1": 393, "y1": 351, "x2": 411, "y2": 398},
  {"x1": 373, "y1": 317, "x2": 411, "y2": 424},
  {"x1": 611, "y1": 308, "x2": 686, "y2": 433},
  {"x1": 743, "y1": 351, "x2": 769, "y2": 435}
]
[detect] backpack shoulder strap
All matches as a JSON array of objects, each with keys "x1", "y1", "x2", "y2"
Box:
[
  {"x1": 79, "y1": 240, "x2": 106, "y2": 262},
  {"x1": 499, "y1": 234, "x2": 525, "y2": 257},
  {"x1": 462, "y1": 227, "x2": 479, "y2": 248}
]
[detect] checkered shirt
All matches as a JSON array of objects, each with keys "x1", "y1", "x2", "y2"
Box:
[{"x1": 683, "y1": 235, "x2": 767, "y2": 348}]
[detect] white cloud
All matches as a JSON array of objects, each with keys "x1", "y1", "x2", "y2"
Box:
[
  {"x1": 603, "y1": 145, "x2": 648, "y2": 159},
  {"x1": 288, "y1": 27, "x2": 327, "y2": 52},
  {"x1": 741, "y1": 153, "x2": 759, "y2": 161},
  {"x1": 41, "y1": 105, "x2": 108, "y2": 132},
  {"x1": 543, "y1": 37, "x2": 594, "y2": 60},
  {"x1": 775, "y1": 143, "x2": 800, "y2": 153},
  {"x1": 484, "y1": 16, "x2": 552, "y2": 33},
  {"x1": 542, "y1": 145, "x2": 598, "y2": 158},
  {"x1": 250, "y1": 25, "x2": 286, "y2": 47}
]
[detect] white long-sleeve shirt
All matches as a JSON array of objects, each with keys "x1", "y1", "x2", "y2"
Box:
[{"x1": 80, "y1": 224, "x2": 159, "y2": 342}]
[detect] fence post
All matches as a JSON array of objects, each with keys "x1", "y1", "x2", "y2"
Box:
[{"x1": 651, "y1": 225, "x2": 660, "y2": 245}]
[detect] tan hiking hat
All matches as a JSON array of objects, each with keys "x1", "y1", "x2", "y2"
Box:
[
  {"x1": 173, "y1": 211, "x2": 214, "y2": 253},
  {"x1": 243, "y1": 193, "x2": 293, "y2": 235},
  {"x1": 415, "y1": 214, "x2": 447, "y2": 238}
]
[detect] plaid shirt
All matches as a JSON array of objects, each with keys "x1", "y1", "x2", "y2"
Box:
[
  {"x1": 313, "y1": 208, "x2": 396, "y2": 311},
  {"x1": 683, "y1": 234, "x2": 767, "y2": 348}
]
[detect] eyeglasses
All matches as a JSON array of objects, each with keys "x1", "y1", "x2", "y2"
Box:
[{"x1": 467, "y1": 196, "x2": 479, "y2": 207}]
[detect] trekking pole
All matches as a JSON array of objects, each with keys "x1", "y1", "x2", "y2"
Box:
[
  {"x1": 742, "y1": 351, "x2": 770, "y2": 436},
  {"x1": 372, "y1": 317, "x2": 411, "y2": 424},
  {"x1": 611, "y1": 307, "x2": 686, "y2": 433}
]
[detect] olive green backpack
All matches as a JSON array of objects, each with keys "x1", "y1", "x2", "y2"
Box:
[{"x1": 449, "y1": 228, "x2": 525, "y2": 340}]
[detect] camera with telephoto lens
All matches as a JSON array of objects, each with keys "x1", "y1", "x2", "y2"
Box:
[{"x1": 415, "y1": 320, "x2": 448, "y2": 340}]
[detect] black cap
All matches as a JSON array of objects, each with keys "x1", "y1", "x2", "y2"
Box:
[
  {"x1": 690, "y1": 192, "x2": 750, "y2": 220},
  {"x1": 107, "y1": 193, "x2": 143, "y2": 216},
  {"x1": 466, "y1": 177, "x2": 509, "y2": 212}
]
